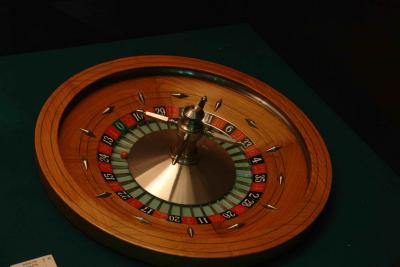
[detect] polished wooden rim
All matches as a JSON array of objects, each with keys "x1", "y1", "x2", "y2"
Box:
[{"x1": 35, "y1": 55, "x2": 331, "y2": 264}]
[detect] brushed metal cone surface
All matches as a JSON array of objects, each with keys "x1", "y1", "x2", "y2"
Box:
[{"x1": 128, "y1": 130, "x2": 236, "y2": 205}]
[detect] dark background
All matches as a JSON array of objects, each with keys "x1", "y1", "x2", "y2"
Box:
[{"x1": 1, "y1": 0, "x2": 399, "y2": 175}]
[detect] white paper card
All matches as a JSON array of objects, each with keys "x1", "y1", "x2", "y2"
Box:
[{"x1": 10, "y1": 254, "x2": 57, "y2": 267}]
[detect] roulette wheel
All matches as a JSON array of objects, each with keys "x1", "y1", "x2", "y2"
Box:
[{"x1": 34, "y1": 55, "x2": 331, "y2": 266}]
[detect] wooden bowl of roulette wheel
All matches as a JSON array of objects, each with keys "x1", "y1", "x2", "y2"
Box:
[{"x1": 35, "y1": 55, "x2": 331, "y2": 266}]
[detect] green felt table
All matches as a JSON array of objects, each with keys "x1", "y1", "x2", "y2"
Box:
[{"x1": 0, "y1": 24, "x2": 399, "y2": 267}]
